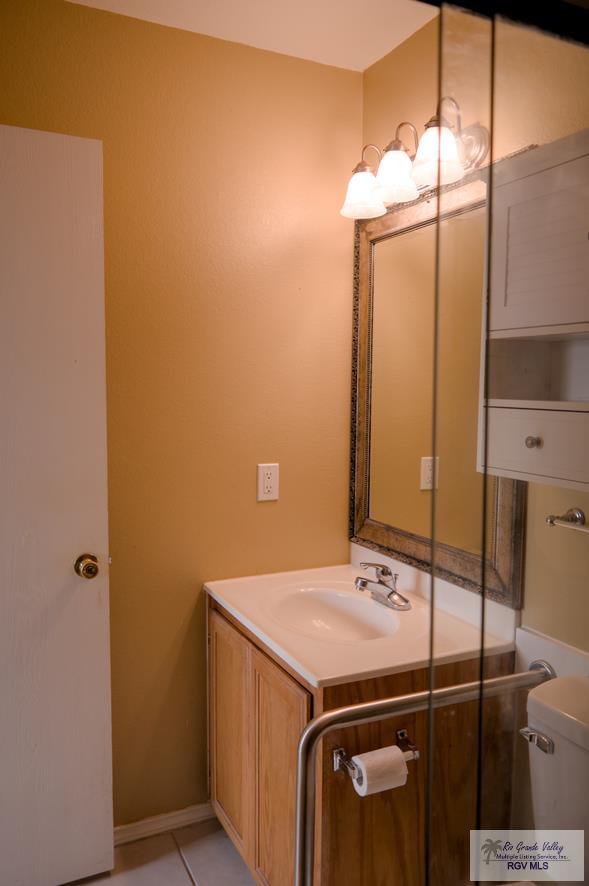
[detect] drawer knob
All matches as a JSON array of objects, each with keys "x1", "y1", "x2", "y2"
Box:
[{"x1": 525, "y1": 435, "x2": 543, "y2": 449}]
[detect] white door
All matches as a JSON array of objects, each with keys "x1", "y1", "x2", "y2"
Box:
[{"x1": 0, "y1": 125, "x2": 113, "y2": 885}]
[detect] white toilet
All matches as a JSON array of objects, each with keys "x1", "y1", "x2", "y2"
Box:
[{"x1": 522, "y1": 675, "x2": 589, "y2": 885}]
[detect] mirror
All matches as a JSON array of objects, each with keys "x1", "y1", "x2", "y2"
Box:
[{"x1": 350, "y1": 176, "x2": 526, "y2": 605}]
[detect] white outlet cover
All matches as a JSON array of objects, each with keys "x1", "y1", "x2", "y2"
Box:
[{"x1": 257, "y1": 463, "x2": 279, "y2": 501}]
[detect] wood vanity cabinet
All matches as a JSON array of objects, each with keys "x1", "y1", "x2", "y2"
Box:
[
  {"x1": 479, "y1": 128, "x2": 589, "y2": 491},
  {"x1": 209, "y1": 608, "x2": 310, "y2": 884},
  {"x1": 208, "y1": 610, "x2": 253, "y2": 859},
  {"x1": 251, "y1": 647, "x2": 310, "y2": 883},
  {"x1": 208, "y1": 600, "x2": 515, "y2": 886}
]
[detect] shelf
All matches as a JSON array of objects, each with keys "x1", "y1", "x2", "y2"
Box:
[
  {"x1": 489, "y1": 323, "x2": 589, "y2": 341},
  {"x1": 487, "y1": 399, "x2": 589, "y2": 413},
  {"x1": 486, "y1": 336, "x2": 589, "y2": 404}
]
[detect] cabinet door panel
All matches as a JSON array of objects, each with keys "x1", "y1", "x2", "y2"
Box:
[
  {"x1": 490, "y1": 155, "x2": 589, "y2": 332},
  {"x1": 209, "y1": 611, "x2": 251, "y2": 857},
  {"x1": 252, "y1": 649, "x2": 310, "y2": 886}
]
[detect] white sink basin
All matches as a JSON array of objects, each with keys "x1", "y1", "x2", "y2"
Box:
[
  {"x1": 269, "y1": 582, "x2": 399, "y2": 643},
  {"x1": 205, "y1": 564, "x2": 513, "y2": 687}
]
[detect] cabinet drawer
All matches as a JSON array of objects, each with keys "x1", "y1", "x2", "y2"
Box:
[{"x1": 486, "y1": 407, "x2": 589, "y2": 485}]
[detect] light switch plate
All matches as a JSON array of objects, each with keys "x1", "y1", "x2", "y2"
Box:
[
  {"x1": 420, "y1": 456, "x2": 439, "y2": 491},
  {"x1": 257, "y1": 463, "x2": 279, "y2": 501}
]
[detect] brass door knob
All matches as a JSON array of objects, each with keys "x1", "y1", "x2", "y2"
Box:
[{"x1": 74, "y1": 554, "x2": 99, "y2": 579}]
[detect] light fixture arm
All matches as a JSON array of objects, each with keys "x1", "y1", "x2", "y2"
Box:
[
  {"x1": 362, "y1": 143, "x2": 382, "y2": 163},
  {"x1": 351, "y1": 143, "x2": 382, "y2": 174},
  {"x1": 385, "y1": 121, "x2": 420, "y2": 159},
  {"x1": 436, "y1": 95, "x2": 463, "y2": 133}
]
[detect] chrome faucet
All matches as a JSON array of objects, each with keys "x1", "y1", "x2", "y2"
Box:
[{"x1": 354, "y1": 562, "x2": 411, "y2": 611}]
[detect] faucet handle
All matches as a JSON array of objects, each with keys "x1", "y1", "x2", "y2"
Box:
[{"x1": 360, "y1": 561, "x2": 393, "y2": 581}]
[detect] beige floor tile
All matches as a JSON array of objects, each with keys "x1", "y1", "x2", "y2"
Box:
[
  {"x1": 174, "y1": 820, "x2": 254, "y2": 885},
  {"x1": 86, "y1": 833, "x2": 193, "y2": 885}
]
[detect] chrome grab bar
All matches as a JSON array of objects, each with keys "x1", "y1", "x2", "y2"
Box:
[
  {"x1": 294, "y1": 659, "x2": 555, "y2": 886},
  {"x1": 546, "y1": 507, "x2": 589, "y2": 535}
]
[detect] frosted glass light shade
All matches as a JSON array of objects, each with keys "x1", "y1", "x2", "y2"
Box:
[
  {"x1": 412, "y1": 125, "x2": 464, "y2": 188},
  {"x1": 340, "y1": 170, "x2": 387, "y2": 219},
  {"x1": 375, "y1": 148, "x2": 419, "y2": 204}
]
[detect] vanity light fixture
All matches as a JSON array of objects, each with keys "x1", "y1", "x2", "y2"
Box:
[
  {"x1": 340, "y1": 144, "x2": 387, "y2": 219},
  {"x1": 341, "y1": 97, "x2": 489, "y2": 219},
  {"x1": 375, "y1": 122, "x2": 419, "y2": 205},
  {"x1": 412, "y1": 96, "x2": 489, "y2": 187},
  {"x1": 412, "y1": 115, "x2": 464, "y2": 187}
]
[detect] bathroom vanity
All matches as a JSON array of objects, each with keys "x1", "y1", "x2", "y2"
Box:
[{"x1": 206, "y1": 565, "x2": 515, "y2": 886}]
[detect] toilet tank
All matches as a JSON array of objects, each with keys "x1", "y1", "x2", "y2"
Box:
[{"x1": 526, "y1": 675, "x2": 589, "y2": 833}]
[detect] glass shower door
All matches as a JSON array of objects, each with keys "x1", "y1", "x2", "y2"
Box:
[{"x1": 429, "y1": 6, "x2": 589, "y2": 884}]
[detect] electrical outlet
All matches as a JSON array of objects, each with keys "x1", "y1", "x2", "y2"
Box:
[
  {"x1": 257, "y1": 463, "x2": 279, "y2": 501},
  {"x1": 420, "y1": 456, "x2": 439, "y2": 491}
]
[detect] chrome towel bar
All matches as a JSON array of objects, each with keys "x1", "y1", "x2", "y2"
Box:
[
  {"x1": 546, "y1": 507, "x2": 589, "y2": 535},
  {"x1": 294, "y1": 659, "x2": 555, "y2": 886}
]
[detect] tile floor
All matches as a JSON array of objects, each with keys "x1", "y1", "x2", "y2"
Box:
[{"x1": 87, "y1": 818, "x2": 254, "y2": 885}]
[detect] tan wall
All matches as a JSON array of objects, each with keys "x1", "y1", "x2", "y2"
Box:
[
  {"x1": 363, "y1": 20, "x2": 439, "y2": 165},
  {"x1": 439, "y1": 8, "x2": 589, "y2": 156},
  {"x1": 524, "y1": 486, "x2": 589, "y2": 652},
  {"x1": 0, "y1": 0, "x2": 361, "y2": 824},
  {"x1": 363, "y1": 13, "x2": 589, "y2": 650}
]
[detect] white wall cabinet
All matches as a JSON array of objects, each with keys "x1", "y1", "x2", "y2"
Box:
[
  {"x1": 479, "y1": 129, "x2": 589, "y2": 491},
  {"x1": 489, "y1": 153, "x2": 589, "y2": 333}
]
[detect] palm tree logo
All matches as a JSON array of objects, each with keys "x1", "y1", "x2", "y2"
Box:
[{"x1": 481, "y1": 839, "x2": 503, "y2": 865}]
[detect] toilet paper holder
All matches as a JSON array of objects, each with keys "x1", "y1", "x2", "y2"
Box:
[{"x1": 332, "y1": 729, "x2": 420, "y2": 784}]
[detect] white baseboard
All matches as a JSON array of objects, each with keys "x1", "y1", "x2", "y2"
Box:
[{"x1": 114, "y1": 802, "x2": 215, "y2": 846}]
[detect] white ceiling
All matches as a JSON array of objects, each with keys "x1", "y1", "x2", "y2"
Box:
[{"x1": 67, "y1": 0, "x2": 438, "y2": 71}]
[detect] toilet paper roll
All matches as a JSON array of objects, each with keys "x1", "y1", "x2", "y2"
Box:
[{"x1": 351, "y1": 745, "x2": 408, "y2": 797}]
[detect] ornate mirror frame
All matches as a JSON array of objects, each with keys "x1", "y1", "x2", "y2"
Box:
[{"x1": 350, "y1": 173, "x2": 526, "y2": 608}]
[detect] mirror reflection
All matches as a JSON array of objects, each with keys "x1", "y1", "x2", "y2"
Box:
[{"x1": 369, "y1": 206, "x2": 491, "y2": 556}]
